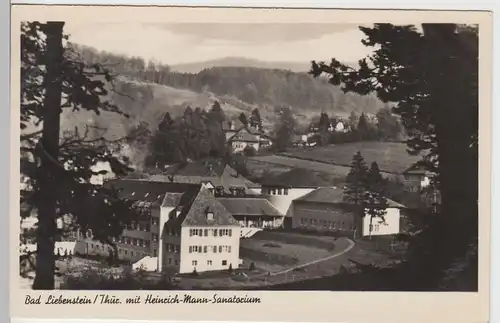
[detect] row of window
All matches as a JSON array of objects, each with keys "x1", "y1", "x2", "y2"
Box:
[
  {"x1": 262, "y1": 187, "x2": 289, "y2": 196},
  {"x1": 299, "y1": 218, "x2": 354, "y2": 230},
  {"x1": 165, "y1": 243, "x2": 180, "y2": 253},
  {"x1": 189, "y1": 228, "x2": 233, "y2": 237},
  {"x1": 188, "y1": 245, "x2": 232, "y2": 254},
  {"x1": 86, "y1": 243, "x2": 150, "y2": 258},
  {"x1": 126, "y1": 222, "x2": 150, "y2": 232},
  {"x1": 192, "y1": 260, "x2": 228, "y2": 266}
]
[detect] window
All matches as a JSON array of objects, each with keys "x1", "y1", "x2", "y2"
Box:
[
  {"x1": 213, "y1": 246, "x2": 217, "y2": 253},
  {"x1": 192, "y1": 260, "x2": 197, "y2": 266},
  {"x1": 174, "y1": 259, "x2": 178, "y2": 265},
  {"x1": 228, "y1": 246, "x2": 232, "y2": 253},
  {"x1": 374, "y1": 224, "x2": 380, "y2": 232},
  {"x1": 207, "y1": 260, "x2": 212, "y2": 266},
  {"x1": 284, "y1": 188, "x2": 289, "y2": 195},
  {"x1": 189, "y1": 246, "x2": 193, "y2": 253},
  {"x1": 219, "y1": 229, "x2": 223, "y2": 236},
  {"x1": 222, "y1": 260, "x2": 227, "y2": 266},
  {"x1": 203, "y1": 246, "x2": 208, "y2": 253},
  {"x1": 126, "y1": 238, "x2": 132, "y2": 244},
  {"x1": 152, "y1": 234, "x2": 158, "y2": 242},
  {"x1": 228, "y1": 229, "x2": 232, "y2": 237},
  {"x1": 277, "y1": 188, "x2": 282, "y2": 195},
  {"x1": 175, "y1": 245, "x2": 180, "y2": 253},
  {"x1": 204, "y1": 229, "x2": 209, "y2": 236},
  {"x1": 198, "y1": 245, "x2": 202, "y2": 253},
  {"x1": 189, "y1": 229, "x2": 193, "y2": 237},
  {"x1": 124, "y1": 250, "x2": 128, "y2": 255},
  {"x1": 310, "y1": 219, "x2": 313, "y2": 225},
  {"x1": 219, "y1": 246, "x2": 223, "y2": 253},
  {"x1": 168, "y1": 258, "x2": 172, "y2": 265},
  {"x1": 153, "y1": 249, "x2": 157, "y2": 257}
]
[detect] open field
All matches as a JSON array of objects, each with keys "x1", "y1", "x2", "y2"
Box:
[
  {"x1": 283, "y1": 142, "x2": 421, "y2": 174},
  {"x1": 247, "y1": 155, "x2": 351, "y2": 181}
]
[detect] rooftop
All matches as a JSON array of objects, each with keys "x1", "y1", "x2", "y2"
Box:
[
  {"x1": 148, "y1": 163, "x2": 260, "y2": 190},
  {"x1": 295, "y1": 186, "x2": 406, "y2": 208},
  {"x1": 178, "y1": 188, "x2": 240, "y2": 227},
  {"x1": 261, "y1": 168, "x2": 332, "y2": 188},
  {"x1": 104, "y1": 179, "x2": 199, "y2": 205},
  {"x1": 217, "y1": 197, "x2": 283, "y2": 217}
]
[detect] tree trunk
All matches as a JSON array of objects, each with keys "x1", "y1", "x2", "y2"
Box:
[{"x1": 33, "y1": 22, "x2": 64, "y2": 290}]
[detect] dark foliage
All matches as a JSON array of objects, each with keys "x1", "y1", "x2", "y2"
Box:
[{"x1": 311, "y1": 23, "x2": 478, "y2": 289}]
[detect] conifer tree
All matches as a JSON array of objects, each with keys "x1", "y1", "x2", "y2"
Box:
[{"x1": 343, "y1": 151, "x2": 369, "y2": 206}]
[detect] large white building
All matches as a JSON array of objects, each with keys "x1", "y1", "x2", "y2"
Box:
[{"x1": 160, "y1": 186, "x2": 241, "y2": 274}]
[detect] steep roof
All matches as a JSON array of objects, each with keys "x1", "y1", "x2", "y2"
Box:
[
  {"x1": 295, "y1": 186, "x2": 406, "y2": 208},
  {"x1": 261, "y1": 168, "x2": 332, "y2": 188},
  {"x1": 217, "y1": 197, "x2": 283, "y2": 217},
  {"x1": 104, "y1": 179, "x2": 199, "y2": 206},
  {"x1": 179, "y1": 188, "x2": 240, "y2": 227},
  {"x1": 403, "y1": 164, "x2": 435, "y2": 176},
  {"x1": 228, "y1": 128, "x2": 260, "y2": 143}
]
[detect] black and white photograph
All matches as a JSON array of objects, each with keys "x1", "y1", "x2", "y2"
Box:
[{"x1": 16, "y1": 6, "x2": 486, "y2": 301}]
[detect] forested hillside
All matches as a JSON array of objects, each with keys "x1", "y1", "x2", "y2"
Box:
[{"x1": 70, "y1": 43, "x2": 385, "y2": 118}]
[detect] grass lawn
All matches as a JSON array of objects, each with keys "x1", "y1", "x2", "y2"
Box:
[{"x1": 283, "y1": 142, "x2": 421, "y2": 174}]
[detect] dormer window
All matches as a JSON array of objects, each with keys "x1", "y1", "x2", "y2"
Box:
[{"x1": 206, "y1": 211, "x2": 214, "y2": 221}]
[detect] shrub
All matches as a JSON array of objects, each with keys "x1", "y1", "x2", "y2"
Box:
[
  {"x1": 228, "y1": 264, "x2": 233, "y2": 274},
  {"x1": 249, "y1": 262, "x2": 256, "y2": 271},
  {"x1": 61, "y1": 267, "x2": 174, "y2": 290}
]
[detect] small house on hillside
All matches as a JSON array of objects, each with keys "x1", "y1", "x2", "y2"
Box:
[
  {"x1": 402, "y1": 164, "x2": 434, "y2": 192},
  {"x1": 292, "y1": 186, "x2": 406, "y2": 238},
  {"x1": 226, "y1": 123, "x2": 272, "y2": 153}
]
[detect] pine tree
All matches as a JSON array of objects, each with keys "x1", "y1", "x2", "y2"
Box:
[
  {"x1": 249, "y1": 108, "x2": 262, "y2": 131},
  {"x1": 311, "y1": 24, "x2": 479, "y2": 289},
  {"x1": 239, "y1": 112, "x2": 249, "y2": 127},
  {"x1": 365, "y1": 162, "x2": 389, "y2": 238},
  {"x1": 343, "y1": 151, "x2": 369, "y2": 206},
  {"x1": 21, "y1": 22, "x2": 138, "y2": 289}
]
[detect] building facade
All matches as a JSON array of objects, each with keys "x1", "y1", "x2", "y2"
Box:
[
  {"x1": 292, "y1": 187, "x2": 405, "y2": 238},
  {"x1": 259, "y1": 168, "x2": 332, "y2": 225}
]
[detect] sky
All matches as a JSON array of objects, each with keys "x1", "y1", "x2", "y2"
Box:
[{"x1": 64, "y1": 22, "x2": 375, "y2": 65}]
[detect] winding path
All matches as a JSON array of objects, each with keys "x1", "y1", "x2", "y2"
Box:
[{"x1": 252, "y1": 238, "x2": 356, "y2": 279}]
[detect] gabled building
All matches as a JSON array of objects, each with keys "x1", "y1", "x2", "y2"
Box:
[
  {"x1": 292, "y1": 186, "x2": 406, "y2": 238},
  {"x1": 160, "y1": 187, "x2": 241, "y2": 274},
  {"x1": 216, "y1": 196, "x2": 284, "y2": 229}
]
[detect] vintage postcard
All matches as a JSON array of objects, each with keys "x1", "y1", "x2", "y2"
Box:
[{"x1": 11, "y1": 5, "x2": 491, "y2": 323}]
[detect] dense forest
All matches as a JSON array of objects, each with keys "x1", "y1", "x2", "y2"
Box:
[{"x1": 70, "y1": 43, "x2": 385, "y2": 118}]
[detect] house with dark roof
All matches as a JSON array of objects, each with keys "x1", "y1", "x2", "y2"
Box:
[
  {"x1": 402, "y1": 164, "x2": 434, "y2": 192},
  {"x1": 147, "y1": 159, "x2": 260, "y2": 194},
  {"x1": 292, "y1": 186, "x2": 406, "y2": 238},
  {"x1": 223, "y1": 120, "x2": 272, "y2": 153},
  {"x1": 259, "y1": 168, "x2": 332, "y2": 224},
  {"x1": 217, "y1": 196, "x2": 284, "y2": 229},
  {"x1": 160, "y1": 187, "x2": 241, "y2": 274}
]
